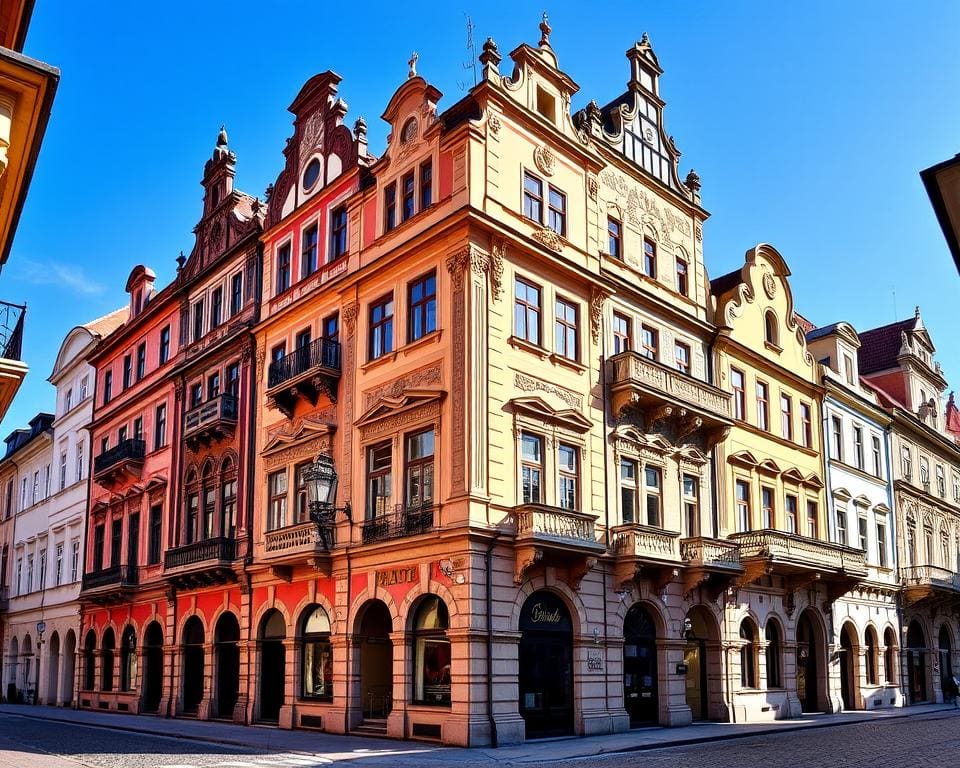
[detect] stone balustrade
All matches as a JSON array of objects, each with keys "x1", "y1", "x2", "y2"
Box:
[{"x1": 729, "y1": 529, "x2": 866, "y2": 574}]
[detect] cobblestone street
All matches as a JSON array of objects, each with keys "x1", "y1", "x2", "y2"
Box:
[{"x1": 0, "y1": 708, "x2": 957, "y2": 768}]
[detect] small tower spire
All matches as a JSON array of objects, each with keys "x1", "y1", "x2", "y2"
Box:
[
  {"x1": 539, "y1": 12, "x2": 552, "y2": 47},
  {"x1": 408, "y1": 51, "x2": 419, "y2": 79}
]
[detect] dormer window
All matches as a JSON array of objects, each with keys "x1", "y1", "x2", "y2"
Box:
[
  {"x1": 764, "y1": 310, "x2": 779, "y2": 348},
  {"x1": 536, "y1": 86, "x2": 556, "y2": 123}
]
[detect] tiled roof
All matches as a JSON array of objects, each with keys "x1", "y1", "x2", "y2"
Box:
[
  {"x1": 857, "y1": 318, "x2": 915, "y2": 375},
  {"x1": 83, "y1": 307, "x2": 129, "y2": 339},
  {"x1": 793, "y1": 313, "x2": 815, "y2": 334},
  {"x1": 860, "y1": 376, "x2": 904, "y2": 409},
  {"x1": 709, "y1": 269, "x2": 742, "y2": 296}
]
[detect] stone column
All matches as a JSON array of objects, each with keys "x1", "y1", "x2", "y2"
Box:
[
  {"x1": 386, "y1": 630, "x2": 408, "y2": 739},
  {"x1": 660, "y1": 638, "x2": 693, "y2": 727},
  {"x1": 278, "y1": 638, "x2": 296, "y2": 729},
  {"x1": 197, "y1": 641, "x2": 213, "y2": 720}
]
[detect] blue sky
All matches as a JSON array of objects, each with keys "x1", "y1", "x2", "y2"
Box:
[{"x1": 2, "y1": 1, "x2": 959, "y2": 432}]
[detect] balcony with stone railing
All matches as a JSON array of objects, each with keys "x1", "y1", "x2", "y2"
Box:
[
  {"x1": 262, "y1": 520, "x2": 334, "y2": 573},
  {"x1": 679, "y1": 536, "x2": 744, "y2": 598},
  {"x1": 607, "y1": 352, "x2": 732, "y2": 447},
  {"x1": 610, "y1": 523, "x2": 682, "y2": 592},
  {"x1": 184, "y1": 393, "x2": 238, "y2": 450},
  {"x1": 901, "y1": 564, "x2": 960, "y2": 607},
  {"x1": 266, "y1": 337, "x2": 341, "y2": 418},
  {"x1": 513, "y1": 504, "x2": 606, "y2": 585},
  {"x1": 163, "y1": 536, "x2": 237, "y2": 589}
]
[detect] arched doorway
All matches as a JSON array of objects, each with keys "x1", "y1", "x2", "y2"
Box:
[
  {"x1": 21, "y1": 635, "x2": 33, "y2": 699},
  {"x1": 6, "y1": 636, "x2": 18, "y2": 701},
  {"x1": 357, "y1": 600, "x2": 393, "y2": 721},
  {"x1": 623, "y1": 603, "x2": 658, "y2": 726},
  {"x1": 46, "y1": 632, "x2": 60, "y2": 705},
  {"x1": 684, "y1": 606, "x2": 720, "y2": 720},
  {"x1": 939, "y1": 625, "x2": 954, "y2": 698},
  {"x1": 214, "y1": 613, "x2": 240, "y2": 719},
  {"x1": 839, "y1": 623, "x2": 857, "y2": 710},
  {"x1": 182, "y1": 617, "x2": 205, "y2": 715},
  {"x1": 906, "y1": 621, "x2": 928, "y2": 704},
  {"x1": 518, "y1": 590, "x2": 574, "y2": 738},
  {"x1": 62, "y1": 630, "x2": 76, "y2": 707},
  {"x1": 796, "y1": 611, "x2": 823, "y2": 712},
  {"x1": 142, "y1": 622, "x2": 163, "y2": 713},
  {"x1": 120, "y1": 626, "x2": 136, "y2": 692},
  {"x1": 258, "y1": 610, "x2": 286, "y2": 722},
  {"x1": 82, "y1": 631, "x2": 95, "y2": 692},
  {"x1": 100, "y1": 630, "x2": 114, "y2": 693},
  {"x1": 883, "y1": 627, "x2": 898, "y2": 686}
]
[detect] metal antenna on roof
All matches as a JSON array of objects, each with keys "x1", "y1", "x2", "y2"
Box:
[{"x1": 457, "y1": 14, "x2": 477, "y2": 91}]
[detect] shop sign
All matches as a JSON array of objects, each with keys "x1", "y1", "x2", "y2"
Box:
[
  {"x1": 377, "y1": 565, "x2": 418, "y2": 587},
  {"x1": 676, "y1": 663, "x2": 688, "y2": 674},
  {"x1": 587, "y1": 651, "x2": 603, "y2": 671}
]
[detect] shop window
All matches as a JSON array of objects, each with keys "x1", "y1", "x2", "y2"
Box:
[
  {"x1": 101, "y1": 628, "x2": 116, "y2": 692},
  {"x1": 300, "y1": 605, "x2": 332, "y2": 700},
  {"x1": 412, "y1": 596, "x2": 451, "y2": 706},
  {"x1": 739, "y1": 619, "x2": 757, "y2": 688},
  {"x1": 120, "y1": 626, "x2": 136, "y2": 692},
  {"x1": 765, "y1": 621, "x2": 782, "y2": 688}
]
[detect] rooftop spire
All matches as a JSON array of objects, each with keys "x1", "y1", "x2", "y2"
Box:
[
  {"x1": 408, "y1": 51, "x2": 418, "y2": 79},
  {"x1": 217, "y1": 124, "x2": 228, "y2": 147},
  {"x1": 539, "y1": 12, "x2": 551, "y2": 47}
]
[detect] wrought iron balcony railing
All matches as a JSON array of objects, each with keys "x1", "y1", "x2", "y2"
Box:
[
  {"x1": 164, "y1": 537, "x2": 235, "y2": 571},
  {"x1": 362, "y1": 503, "x2": 434, "y2": 544},
  {"x1": 93, "y1": 438, "x2": 145, "y2": 476},
  {"x1": 268, "y1": 337, "x2": 341, "y2": 389},
  {"x1": 184, "y1": 393, "x2": 238, "y2": 437},
  {"x1": 0, "y1": 301, "x2": 25, "y2": 361},
  {"x1": 81, "y1": 564, "x2": 139, "y2": 591}
]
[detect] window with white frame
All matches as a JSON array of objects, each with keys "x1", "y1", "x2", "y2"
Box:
[
  {"x1": 901, "y1": 446, "x2": 912, "y2": 478},
  {"x1": 520, "y1": 433, "x2": 543, "y2": 505},
  {"x1": 835, "y1": 507, "x2": 847, "y2": 545},
  {"x1": 620, "y1": 459, "x2": 637, "y2": 524},
  {"x1": 853, "y1": 426, "x2": 864, "y2": 469},
  {"x1": 557, "y1": 444, "x2": 578, "y2": 510},
  {"x1": 872, "y1": 435, "x2": 882, "y2": 477},
  {"x1": 683, "y1": 474, "x2": 699, "y2": 537},
  {"x1": 644, "y1": 466, "x2": 662, "y2": 527},
  {"x1": 761, "y1": 486, "x2": 774, "y2": 529},
  {"x1": 736, "y1": 480, "x2": 750, "y2": 532},
  {"x1": 785, "y1": 493, "x2": 798, "y2": 534},
  {"x1": 936, "y1": 464, "x2": 945, "y2": 497},
  {"x1": 55, "y1": 543, "x2": 63, "y2": 586},
  {"x1": 831, "y1": 415, "x2": 843, "y2": 460}
]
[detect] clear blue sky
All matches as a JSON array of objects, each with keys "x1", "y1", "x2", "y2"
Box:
[{"x1": 2, "y1": 1, "x2": 959, "y2": 433}]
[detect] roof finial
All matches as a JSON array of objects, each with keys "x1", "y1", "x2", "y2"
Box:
[
  {"x1": 539, "y1": 12, "x2": 551, "y2": 46},
  {"x1": 408, "y1": 51, "x2": 418, "y2": 79},
  {"x1": 914, "y1": 305, "x2": 921, "y2": 320},
  {"x1": 640, "y1": 31, "x2": 650, "y2": 47},
  {"x1": 176, "y1": 250, "x2": 186, "y2": 272},
  {"x1": 217, "y1": 125, "x2": 228, "y2": 148}
]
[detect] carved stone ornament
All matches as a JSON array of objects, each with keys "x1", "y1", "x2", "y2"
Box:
[
  {"x1": 587, "y1": 174, "x2": 599, "y2": 200},
  {"x1": 487, "y1": 109, "x2": 502, "y2": 136},
  {"x1": 762, "y1": 271, "x2": 777, "y2": 300},
  {"x1": 342, "y1": 302, "x2": 360, "y2": 336},
  {"x1": 533, "y1": 145, "x2": 556, "y2": 176},
  {"x1": 489, "y1": 237, "x2": 506, "y2": 302},
  {"x1": 590, "y1": 288, "x2": 606, "y2": 343},
  {"x1": 532, "y1": 226, "x2": 563, "y2": 253}
]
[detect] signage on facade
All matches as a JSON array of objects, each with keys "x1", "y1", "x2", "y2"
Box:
[
  {"x1": 36, "y1": 621, "x2": 46, "y2": 635},
  {"x1": 376, "y1": 566, "x2": 418, "y2": 587},
  {"x1": 675, "y1": 663, "x2": 688, "y2": 675},
  {"x1": 587, "y1": 651, "x2": 603, "y2": 671}
]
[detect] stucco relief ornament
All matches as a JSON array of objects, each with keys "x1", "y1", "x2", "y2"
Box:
[
  {"x1": 531, "y1": 226, "x2": 563, "y2": 253},
  {"x1": 586, "y1": 174, "x2": 599, "y2": 200},
  {"x1": 489, "y1": 237, "x2": 506, "y2": 302},
  {"x1": 590, "y1": 289, "x2": 606, "y2": 343},
  {"x1": 533, "y1": 145, "x2": 556, "y2": 176},
  {"x1": 486, "y1": 109, "x2": 502, "y2": 136},
  {"x1": 762, "y1": 271, "x2": 777, "y2": 300}
]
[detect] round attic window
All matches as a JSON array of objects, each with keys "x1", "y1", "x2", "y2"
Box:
[
  {"x1": 401, "y1": 117, "x2": 418, "y2": 144},
  {"x1": 302, "y1": 157, "x2": 322, "y2": 190}
]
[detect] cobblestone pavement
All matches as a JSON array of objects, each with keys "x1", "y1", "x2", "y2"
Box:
[{"x1": 0, "y1": 709, "x2": 958, "y2": 768}]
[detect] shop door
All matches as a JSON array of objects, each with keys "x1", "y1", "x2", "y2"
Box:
[
  {"x1": 181, "y1": 618, "x2": 204, "y2": 715},
  {"x1": 519, "y1": 591, "x2": 574, "y2": 738},
  {"x1": 684, "y1": 640, "x2": 707, "y2": 720},
  {"x1": 259, "y1": 610, "x2": 286, "y2": 722},
  {"x1": 358, "y1": 600, "x2": 393, "y2": 720},
  {"x1": 215, "y1": 614, "x2": 240, "y2": 719},
  {"x1": 143, "y1": 623, "x2": 163, "y2": 713},
  {"x1": 797, "y1": 614, "x2": 819, "y2": 712},
  {"x1": 623, "y1": 604, "x2": 658, "y2": 725}
]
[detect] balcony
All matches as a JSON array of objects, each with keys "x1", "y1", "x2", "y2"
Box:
[
  {"x1": 680, "y1": 537, "x2": 744, "y2": 599},
  {"x1": 362, "y1": 504, "x2": 434, "y2": 544},
  {"x1": 611, "y1": 523, "x2": 681, "y2": 592},
  {"x1": 80, "y1": 565, "x2": 139, "y2": 604},
  {"x1": 163, "y1": 537, "x2": 237, "y2": 589},
  {"x1": 263, "y1": 520, "x2": 334, "y2": 574},
  {"x1": 607, "y1": 351, "x2": 732, "y2": 446},
  {"x1": 266, "y1": 337, "x2": 341, "y2": 418},
  {"x1": 513, "y1": 504, "x2": 606, "y2": 587},
  {"x1": 184, "y1": 393, "x2": 238, "y2": 451},
  {"x1": 93, "y1": 438, "x2": 145, "y2": 488},
  {"x1": 901, "y1": 564, "x2": 960, "y2": 608},
  {"x1": 0, "y1": 301, "x2": 26, "y2": 423},
  {"x1": 729, "y1": 529, "x2": 867, "y2": 607}
]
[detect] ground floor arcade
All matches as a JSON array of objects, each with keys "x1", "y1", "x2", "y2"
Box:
[{"x1": 1, "y1": 605, "x2": 79, "y2": 706}]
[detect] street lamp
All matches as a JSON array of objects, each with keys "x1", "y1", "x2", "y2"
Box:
[{"x1": 301, "y1": 453, "x2": 351, "y2": 550}]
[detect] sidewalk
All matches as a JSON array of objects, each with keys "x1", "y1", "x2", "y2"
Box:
[{"x1": 0, "y1": 701, "x2": 955, "y2": 764}]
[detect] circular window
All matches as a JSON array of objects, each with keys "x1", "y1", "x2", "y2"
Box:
[{"x1": 302, "y1": 157, "x2": 322, "y2": 190}]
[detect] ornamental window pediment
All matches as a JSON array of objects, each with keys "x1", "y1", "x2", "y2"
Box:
[
  {"x1": 832, "y1": 487, "x2": 852, "y2": 503},
  {"x1": 729, "y1": 450, "x2": 760, "y2": 469},
  {"x1": 758, "y1": 458, "x2": 781, "y2": 475},
  {"x1": 781, "y1": 467, "x2": 806, "y2": 484},
  {"x1": 262, "y1": 417, "x2": 336, "y2": 456},
  {"x1": 509, "y1": 396, "x2": 592, "y2": 434}
]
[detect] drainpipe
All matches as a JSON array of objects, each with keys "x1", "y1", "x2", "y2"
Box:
[
  {"x1": 485, "y1": 531, "x2": 501, "y2": 748},
  {"x1": 884, "y1": 422, "x2": 906, "y2": 699},
  {"x1": 706, "y1": 329, "x2": 721, "y2": 539}
]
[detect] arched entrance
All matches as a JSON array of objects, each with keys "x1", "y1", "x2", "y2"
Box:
[
  {"x1": 142, "y1": 622, "x2": 163, "y2": 712},
  {"x1": 839, "y1": 623, "x2": 857, "y2": 710},
  {"x1": 82, "y1": 631, "x2": 95, "y2": 692},
  {"x1": 120, "y1": 626, "x2": 136, "y2": 692},
  {"x1": 62, "y1": 630, "x2": 76, "y2": 707},
  {"x1": 6, "y1": 636, "x2": 18, "y2": 701},
  {"x1": 258, "y1": 610, "x2": 286, "y2": 722},
  {"x1": 518, "y1": 590, "x2": 574, "y2": 738},
  {"x1": 21, "y1": 635, "x2": 34, "y2": 699},
  {"x1": 684, "y1": 605, "x2": 720, "y2": 721},
  {"x1": 214, "y1": 613, "x2": 240, "y2": 719},
  {"x1": 182, "y1": 617, "x2": 205, "y2": 715},
  {"x1": 99, "y1": 630, "x2": 113, "y2": 693},
  {"x1": 623, "y1": 603, "x2": 658, "y2": 725},
  {"x1": 796, "y1": 610, "x2": 824, "y2": 712},
  {"x1": 46, "y1": 632, "x2": 60, "y2": 705},
  {"x1": 939, "y1": 625, "x2": 954, "y2": 697},
  {"x1": 356, "y1": 600, "x2": 393, "y2": 721},
  {"x1": 906, "y1": 621, "x2": 928, "y2": 704}
]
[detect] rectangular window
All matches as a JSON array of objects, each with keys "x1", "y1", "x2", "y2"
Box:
[
  {"x1": 65, "y1": 388, "x2": 72, "y2": 412},
  {"x1": 876, "y1": 522, "x2": 888, "y2": 567},
  {"x1": 521, "y1": 433, "x2": 543, "y2": 505},
  {"x1": 736, "y1": 480, "x2": 750, "y2": 532},
  {"x1": 185, "y1": 493, "x2": 198, "y2": 544},
  {"x1": 366, "y1": 441, "x2": 393, "y2": 517},
  {"x1": 408, "y1": 272, "x2": 437, "y2": 343},
  {"x1": 207, "y1": 372, "x2": 220, "y2": 400},
  {"x1": 780, "y1": 394, "x2": 793, "y2": 441},
  {"x1": 608, "y1": 217, "x2": 622, "y2": 259},
  {"x1": 731, "y1": 368, "x2": 745, "y2": 420},
  {"x1": 276, "y1": 242, "x2": 292, "y2": 294},
  {"x1": 554, "y1": 298, "x2": 578, "y2": 361},
  {"x1": 329, "y1": 206, "x2": 348, "y2": 261},
  {"x1": 221, "y1": 478, "x2": 237, "y2": 538},
  {"x1": 159, "y1": 326, "x2": 170, "y2": 364},
  {"x1": 420, "y1": 160, "x2": 433, "y2": 209},
  {"x1": 133, "y1": 416, "x2": 143, "y2": 442},
  {"x1": 643, "y1": 238, "x2": 656, "y2": 278},
  {"x1": 522, "y1": 172, "x2": 543, "y2": 223},
  {"x1": 136, "y1": 342, "x2": 146, "y2": 380},
  {"x1": 806, "y1": 501, "x2": 818, "y2": 538},
  {"x1": 230, "y1": 272, "x2": 243, "y2": 316},
  {"x1": 15, "y1": 557, "x2": 22, "y2": 595},
  {"x1": 26, "y1": 554, "x2": 33, "y2": 592},
  {"x1": 210, "y1": 287, "x2": 223, "y2": 329},
  {"x1": 832, "y1": 415, "x2": 843, "y2": 461},
  {"x1": 853, "y1": 426, "x2": 864, "y2": 470},
  {"x1": 3, "y1": 480, "x2": 10, "y2": 519},
  {"x1": 71, "y1": 540, "x2": 80, "y2": 581},
  {"x1": 103, "y1": 370, "x2": 112, "y2": 404},
  {"x1": 836, "y1": 508, "x2": 847, "y2": 545},
  {"x1": 55, "y1": 543, "x2": 63, "y2": 586},
  {"x1": 59, "y1": 452, "x2": 67, "y2": 491},
  {"x1": 402, "y1": 171, "x2": 415, "y2": 221},
  {"x1": 148, "y1": 504, "x2": 162, "y2": 565},
  {"x1": 384, "y1": 182, "x2": 397, "y2": 232},
  {"x1": 676, "y1": 258, "x2": 689, "y2": 296},
  {"x1": 44, "y1": 464, "x2": 50, "y2": 497},
  {"x1": 800, "y1": 403, "x2": 812, "y2": 448},
  {"x1": 547, "y1": 186, "x2": 566, "y2": 236},
  {"x1": 640, "y1": 325, "x2": 658, "y2": 360},
  {"x1": 761, "y1": 486, "x2": 774, "y2": 528},
  {"x1": 154, "y1": 403, "x2": 167, "y2": 451},
  {"x1": 80, "y1": 376, "x2": 88, "y2": 400},
  {"x1": 872, "y1": 436, "x2": 882, "y2": 477},
  {"x1": 858, "y1": 514, "x2": 868, "y2": 552},
  {"x1": 294, "y1": 461, "x2": 311, "y2": 523},
  {"x1": 645, "y1": 466, "x2": 662, "y2": 527},
  {"x1": 683, "y1": 474, "x2": 699, "y2": 537},
  {"x1": 296, "y1": 327, "x2": 311, "y2": 353},
  {"x1": 369, "y1": 295, "x2": 395, "y2": 360},
  {"x1": 192, "y1": 299, "x2": 204, "y2": 342},
  {"x1": 190, "y1": 383, "x2": 202, "y2": 409},
  {"x1": 76, "y1": 442, "x2": 84, "y2": 481},
  {"x1": 323, "y1": 314, "x2": 339, "y2": 343},
  {"x1": 405, "y1": 430, "x2": 435, "y2": 510},
  {"x1": 32, "y1": 471, "x2": 39, "y2": 504},
  {"x1": 557, "y1": 444, "x2": 578, "y2": 510},
  {"x1": 203, "y1": 487, "x2": 215, "y2": 539},
  {"x1": 843, "y1": 354, "x2": 855, "y2": 385},
  {"x1": 227, "y1": 362, "x2": 240, "y2": 397},
  {"x1": 937, "y1": 465, "x2": 946, "y2": 497},
  {"x1": 38, "y1": 549, "x2": 46, "y2": 590},
  {"x1": 621, "y1": 459, "x2": 637, "y2": 524},
  {"x1": 674, "y1": 341, "x2": 690, "y2": 374},
  {"x1": 612, "y1": 312, "x2": 631, "y2": 354},
  {"x1": 514, "y1": 278, "x2": 541, "y2": 346},
  {"x1": 756, "y1": 381, "x2": 769, "y2": 431},
  {"x1": 110, "y1": 518, "x2": 122, "y2": 567},
  {"x1": 268, "y1": 470, "x2": 288, "y2": 530},
  {"x1": 122, "y1": 354, "x2": 132, "y2": 389},
  {"x1": 901, "y1": 446, "x2": 912, "y2": 478},
  {"x1": 302, "y1": 222, "x2": 319, "y2": 277}
]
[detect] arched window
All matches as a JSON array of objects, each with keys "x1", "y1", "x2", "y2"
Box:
[
  {"x1": 765, "y1": 620, "x2": 782, "y2": 688},
  {"x1": 83, "y1": 631, "x2": 96, "y2": 690},
  {"x1": 739, "y1": 619, "x2": 757, "y2": 688},
  {"x1": 884, "y1": 627, "x2": 898, "y2": 685},
  {"x1": 865, "y1": 626, "x2": 879, "y2": 685},
  {"x1": 412, "y1": 596, "x2": 450, "y2": 705},
  {"x1": 101, "y1": 628, "x2": 116, "y2": 692},
  {"x1": 185, "y1": 470, "x2": 199, "y2": 545},
  {"x1": 120, "y1": 626, "x2": 136, "y2": 692},
  {"x1": 201, "y1": 461, "x2": 215, "y2": 540},
  {"x1": 220, "y1": 456, "x2": 237, "y2": 539},
  {"x1": 764, "y1": 310, "x2": 778, "y2": 347},
  {"x1": 299, "y1": 605, "x2": 332, "y2": 700}
]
